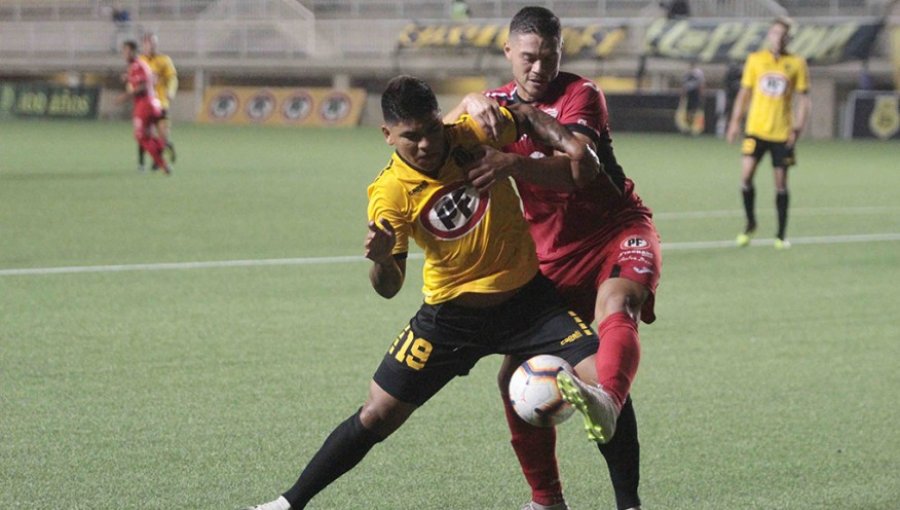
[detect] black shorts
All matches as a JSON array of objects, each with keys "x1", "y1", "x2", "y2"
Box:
[
  {"x1": 741, "y1": 136, "x2": 796, "y2": 168},
  {"x1": 159, "y1": 109, "x2": 169, "y2": 120},
  {"x1": 373, "y1": 274, "x2": 599, "y2": 406}
]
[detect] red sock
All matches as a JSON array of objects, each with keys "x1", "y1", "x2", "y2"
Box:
[
  {"x1": 139, "y1": 136, "x2": 168, "y2": 171},
  {"x1": 595, "y1": 312, "x2": 641, "y2": 409},
  {"x1": 502, "y1": 396, "x2": 564, "y2": 506}
]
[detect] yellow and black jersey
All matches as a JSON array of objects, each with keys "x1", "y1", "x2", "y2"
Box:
[
  {"x1": 367, "y1": 108, "x2": 538, "y2": 304},
  {"x1": 140, "y1": 53, "x2": 177, "y2": 109},
  {"x1": 741, "y1": 50, "x2": 809, "y2": 142}
]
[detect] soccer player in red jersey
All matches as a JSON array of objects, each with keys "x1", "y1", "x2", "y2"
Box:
[
  {"x1": 444, "y1": 7, "x2": 660, "y2": 510},
  {"x1": 119, "y1": 40, "x2": 171, "y2": 175}
]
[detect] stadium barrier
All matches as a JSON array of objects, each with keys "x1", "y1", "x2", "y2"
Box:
[
  {"x1": 841, "y1": 90, "x2": 900, "y2": 140},
  {"x1": 0, "y1": 81, "x2": 99, "y2": 119},
  {"x1": 196, "y1": 86, "x2": 366, "y2": 126}
]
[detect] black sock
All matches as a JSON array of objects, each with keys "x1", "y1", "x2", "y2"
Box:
[
  {"x1": 598, "y1": 395, "x2": 641, "y2": 510},
  {"x1": 776, "y1": 190, "x2": 789, "y2": 240},
  {"x1": 138, "y1": 146, "x2": 145, "y2": 166},
  {"x1": 282, "y1": 410, "x2": 383, "y2": 509},
  {"x1": 741, "y1": 185, "x2": 756, "y2": 232}
]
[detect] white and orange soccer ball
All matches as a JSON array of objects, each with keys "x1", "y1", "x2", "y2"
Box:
[{"x1": 508, "y1": 355, "x2": 575, "y2": 427}]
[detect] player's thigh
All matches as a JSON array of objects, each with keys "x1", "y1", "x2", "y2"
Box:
[
  {"x1": 500, "y1": 275, "x2": 598, "y2": 370},
  {"x1": 373, "y1": 306, "x2": 488, "y2": 407},
  {"x1": 595, "y1": 222, "x2": 662, "y2": 323},
  {"x1": 740, "y1": 137, "x2": 766, "y2": 181}
]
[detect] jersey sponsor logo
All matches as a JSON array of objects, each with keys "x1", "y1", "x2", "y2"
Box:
[
  {"x1": 759, "y1": 72, "x2": 788, "y2": 97},
  {"x1": 633, "y1": 266, "x2": 654, "y2": 275},
  {"x1": 621, "y1": 236, "x2": 649, "y2": 249},
  {"x1": 419, "y1": 182, "x2": 489, "y2": 240},
  {"x1": 408, "y1": 181, "x2": 428, "y2": 196}
]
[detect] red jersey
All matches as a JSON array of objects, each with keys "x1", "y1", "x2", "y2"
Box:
[
  {"x1": 127, "y1": 58, "x2": 157, "y2": 103},
  {"x1": 486, "y1": 72, "x2": 653, "y2": 263}
]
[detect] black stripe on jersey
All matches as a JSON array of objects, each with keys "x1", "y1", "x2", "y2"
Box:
[
  {"x1": 393, "y1": 252, "x2": 408, "y2": 261},
  {"x1": 565, "y1": 123, "x2": 602, "y2": 149}
]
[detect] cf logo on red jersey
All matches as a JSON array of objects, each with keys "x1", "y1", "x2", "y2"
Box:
[{"x1": 419, "y1": 182, "x2": 489, "y2": 240}]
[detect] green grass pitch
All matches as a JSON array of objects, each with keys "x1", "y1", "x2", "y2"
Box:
[{"x1": 1, "y1": 120, "x2": 899, "y2": 509}]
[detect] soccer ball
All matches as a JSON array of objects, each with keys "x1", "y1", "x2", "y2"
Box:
[{"x1": 508, "y1": 355, "x2": 575, "y2": 427}]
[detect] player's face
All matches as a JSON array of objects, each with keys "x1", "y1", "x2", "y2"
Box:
[
  {"x1": 142, "y1": 36, "x2": 157, "y2": 55},
  {"x1": 382, "y1": 113, "x2": 446, "y2": 173},
  {"x1": 767, "y1": 23, "x2": 789, "y2": 54},
  {"x1": 122, "y1": 44, "x2": 135, "y2": 62},
  {"x1": 505, "y1": 32, "x2": 561, "y2": 102}
]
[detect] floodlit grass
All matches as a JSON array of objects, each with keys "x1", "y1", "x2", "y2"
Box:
[{"x1": 1, "y1": 120, "x2": 899, "y2": 509}]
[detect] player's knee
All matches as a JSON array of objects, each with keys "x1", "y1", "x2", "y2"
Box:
[{"x1": 359, "y1": 396, "x2": 415, "y2": 438}]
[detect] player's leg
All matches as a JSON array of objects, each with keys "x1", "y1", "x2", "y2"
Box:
[
  {"x1": 498, "y1": 355, "x2": 567, "y2": 509},
  {"x1": 137, "y1": 144, "x2": 145, "y2": 172},
  {"x1": 737, "y1": 137, "x2": 765, "y2": 246},
  {"x1": 158, "y1": 111, "x2": 176, "y2": 163},
  {"x1": 133, "y1": 103, "x2": 170, "y2": 174},
  {"x1": 597, "y1": 395, "x2": 641, "y2": 510},
  {"x1": 771, "y1": 142, "x2": 794, "y2": 248}
]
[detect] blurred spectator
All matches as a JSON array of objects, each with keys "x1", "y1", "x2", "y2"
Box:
[
  {"x1": 662, "y1": 0, "x2": 690, "y2": 18},
  {"x1": 451, "y1": 0, "x2": 472, "y2": 21},
  {"x1": 677, "y1": 59, "x2": 705, "y2": 135},
  {"x1": 724, "y1": 59, "x2": 743, "y2": 119}
]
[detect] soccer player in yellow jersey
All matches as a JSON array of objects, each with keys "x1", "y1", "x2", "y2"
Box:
[
  {"x1": 727, "y1": 17, "x2": 810, "y2": 249},
  {"x1": 242, "y1": 75, "x2": 612, "y2": 510},
  {"x1": 139, "y1": 33, "x2": 177, "y2": 171}
]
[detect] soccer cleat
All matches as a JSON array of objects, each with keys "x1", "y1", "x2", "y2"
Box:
[
  {"x1": 520, "y1": 501, "x2": 569, "y2": 510},
  {"x1": 137, "y1": 164, "x2": 146, "y2": 173},
  {"x1": 556, "y1": 370, "x2": 618, "y2": 444},
  {"x1": 735, "y1": 232, "x2": 752, "y2": 247},
  {"x1": 240, "y1": 496, "x2": 291, "y2": 510},
  {"x1": 774, "y1": 238, "x2": 791, "y2": 250}
]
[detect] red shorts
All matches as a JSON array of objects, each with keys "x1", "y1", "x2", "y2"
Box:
[
  {"x1": 132, "y1": 98, "x2": 161, "y2": 138},
  {"x1": 539, "y1": 217, "x2": 662, "y2": 325}
]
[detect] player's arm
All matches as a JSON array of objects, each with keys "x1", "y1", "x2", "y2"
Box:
[
  {"x1": 464, "y1": 103, "x2": 599, "y2": 193},
  {"x1": 165, "y1": 58, "x2": 178, "y2": 100},
  {"x1": 726, "y1": 86, "x2": 751, "y2": 143},
  {"x1": 444, "y1": 93, "x2": 503, "y2": 141},
  {"x1": 788, "y1": 92, "x2": 811, "y2": 147},
  {"x1": 365, "y1": 218, "x2": 405, "y2": 299}
]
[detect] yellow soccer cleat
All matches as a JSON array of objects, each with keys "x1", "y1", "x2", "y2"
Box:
[
  {"x1": 736, "y1": 232, "x2": 752, "y2": 247},
  {"x1": 556, "y1": 370, "x2": 619, "y2": 444},
  {"x1": 774, "y1": 238, "x2": 792, "y2": 250}
]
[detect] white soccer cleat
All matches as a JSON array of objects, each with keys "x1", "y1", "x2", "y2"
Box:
[
  {"x1": 520, "y1": 501, "x2": 569, "y2": 510},
  {"x1": 556, "y1": 370, "x2": 619, "y2": 443},
  {"x1": 241, "y1": 496, "x2": 291, "y2": 510}
]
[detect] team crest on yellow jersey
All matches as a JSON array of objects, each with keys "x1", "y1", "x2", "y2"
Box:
[{"x1": 419, "y1": 182, "x2": 489, "y2": 240}]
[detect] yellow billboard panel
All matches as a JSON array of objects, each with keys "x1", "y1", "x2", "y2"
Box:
[{"x1": 198, "y1": 86, "x2": 366, "y2": 126}]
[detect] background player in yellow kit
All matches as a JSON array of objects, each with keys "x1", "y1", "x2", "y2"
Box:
[
  {"x1": 726, "y1": 17, "x2": 810, "y2": 249},
  {"x1": 139, "y1": 32, "x2": 178, "y2": 171}
]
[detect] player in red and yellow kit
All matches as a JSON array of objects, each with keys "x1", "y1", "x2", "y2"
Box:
[
  {"x1": 119, "y1": 40, "x2": 170, "y2": 175},
  {"x1": 139, "y1": 33, "x2": 177, "y2": 171},
  {"x1": 727, "y1": 18, "x2": 810, "y2": 249},
  {"x1": 243, "y1": 76, "x2": 609, "y2": 510},
  {"x1": 445, "y1": 7, "x2": 658, "y2": 510}
]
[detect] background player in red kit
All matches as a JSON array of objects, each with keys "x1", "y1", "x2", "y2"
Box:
[
  {"x1": 119, "y1": 40, "x2": 171, "y2": 175},
  {"x1": 445, "y1": 7, "x2": 660, "y2": 510}
]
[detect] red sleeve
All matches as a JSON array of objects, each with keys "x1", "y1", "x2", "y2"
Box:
[{"x1": 556, "y1": 79, "x2": 607, "y2": 146}]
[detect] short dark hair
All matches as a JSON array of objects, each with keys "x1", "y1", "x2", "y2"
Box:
[
  {"x1": 381, "y1": 75, "x2": 439, "y2": 125},
  {"x1": 123, "y1": 40, "x2": 138, "y2": 51},
  {"x1": 509, "y1": 6, "x2": 561, "y2": 39}
]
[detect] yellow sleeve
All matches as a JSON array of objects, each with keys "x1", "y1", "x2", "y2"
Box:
[
  {"x1": 794, "y1": 57, "x2": 809, "y2": 94},
  {"x1": 456, "y1": 106, "x2": 518, "y2": 148},
  {"x1": 367, "y1": 175, "x2": 410, "y2": 255},
  {"x1": 740, "y1": 55, "x2": 755, "y2": 89}
]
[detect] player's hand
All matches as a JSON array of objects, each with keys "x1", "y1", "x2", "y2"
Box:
[
  {"x1": 462, "y1": 94, "x2": 502, "y2": 142},
  {"x1": 726, "y1": 121, "x2": 741, "y2": 144},
  {"x1": 786, "y1": 129, "x2": 799, "y2": 148},
  {"x1": 465, "y1": 145, "x2": 518, "y2": 194},
  {"x1": 365, "y1": 219, "x2": 396, "y2": 264}
]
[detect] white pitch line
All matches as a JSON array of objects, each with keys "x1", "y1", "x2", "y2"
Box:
[
  {"x1": 2, "y1": 233, "x2": 898, "y2": 277},
  {"x1": 654, "y1": 206, "x2": 900, "y2": 220}
]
